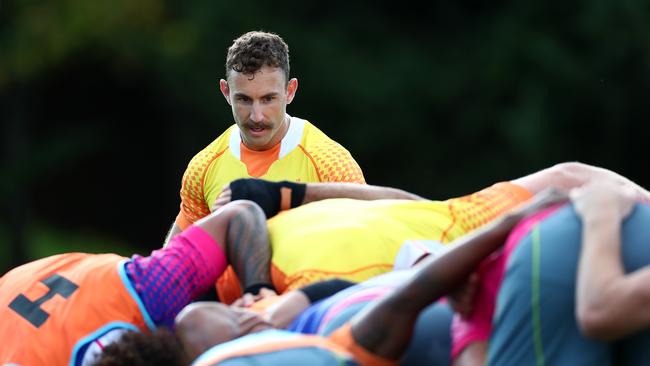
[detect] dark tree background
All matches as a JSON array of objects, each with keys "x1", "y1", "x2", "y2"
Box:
[{"x1": 2, "y1": 0, "x2": 649, "y2": 272}]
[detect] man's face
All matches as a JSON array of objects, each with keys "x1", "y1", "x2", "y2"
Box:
[
  {"x1": 220, "y1": 66, "x2": 298, "y2": 151},
  {"x1": 174, "y1": 302, "x2": 273, "y2": 359}
]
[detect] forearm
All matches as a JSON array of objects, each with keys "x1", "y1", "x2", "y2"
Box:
[
  {"x1": 264, "y1": 291, "x2": 311, "y2": 329},
  {"x1": 221, "y1": 179, "x2": 425, "y2": 218},
  {"x1": 577, "y1": 211, "x2": 650, "y2": 339},
  {"x1": 513, "y1": 162, "x2": 650, "y2": 198},
  {"x1": 560, "y1": 163, "x2": 649, "y2": 196},
  {"x1": 264, "y1": 279, "x2": 355, "y2": 328},
  {"x1": 567, "y1": 163, "x2": 643, "y2": 196},
  {"x1": 302, "y1": 182, "x2": 425, "y2": 204},
  {"x1": 576, "y1": 211, "x2": 623, "y2": 327},
  {"x1": 224, "y1": 202, "x2": 274, "y2": 291}
]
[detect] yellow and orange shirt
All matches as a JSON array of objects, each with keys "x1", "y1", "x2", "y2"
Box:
[
  {"x1": 216, "y1": 182, "x2": 532, "y2": 303},
  {"x1": 265, "y1": 182, "x2": 532, "y2": 293},
  {"x1": 176, "y1": 116, "x2": 365, "y2": 229}
]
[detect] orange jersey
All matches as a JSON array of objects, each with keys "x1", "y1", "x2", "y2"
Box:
[
  {"x1": 0, "y1": 253, "x2": 153, "y2": 365},
  {"x1": 176, "y1": 116, "x2": 365, "y2": 229}
]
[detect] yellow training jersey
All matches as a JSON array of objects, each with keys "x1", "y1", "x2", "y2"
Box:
[
  {"x1": 176, "y1": 116, "x2": 365, "y2": 229},
  {"x1": 267, "y1": 182, "x2": 532, "y2": 292}
]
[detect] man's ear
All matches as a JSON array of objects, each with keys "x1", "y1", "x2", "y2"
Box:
[
  {"x1": 286, "y1": 78, "x2": 298, "y2": 104},
  {"x1": 220, "y1": 79, "x2": 231, "y2": 105}
]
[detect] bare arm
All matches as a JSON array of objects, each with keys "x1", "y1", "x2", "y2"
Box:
[
  {"x1": 195, "y1": 200, "x2": 273, "y2": 293},
  {"x1": 513, "y1": 162, "x2": 650, "y2": 199},
  {"x1": 262, "y1": 291, "x2": 312, "y2": 329},
  {"x1": 301, "y1": 182, "x2": 425, "y2": 203},
  {"x1": 350, "y1": 188, "x2": 567, "y2": 359},
  {"x1": 260, "y1": 278, "x2": 355, "y2": 328},
  {"x1": 573, "y1": 182, "x2": 650, "y2": 340},
  {"x1": 212, "y1": 178, "x2": 425, "y2": 216}
]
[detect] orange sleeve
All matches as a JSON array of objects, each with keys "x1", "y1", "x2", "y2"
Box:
[
  {"x1": 175, "y1": 149, "x2": 224, "y2": 228},
  {"x1": 328, "y1": 324, "x2": 397, "y2": 366},
  {"x1": 307, "y1": 140, "x2": 365, "y2": 184},
  {"x1": 439, "y1": 182, "x2": 533, "y2": 242},
  {"x1": 175, "y1": 205, "x2": 194, "y2": 231}
]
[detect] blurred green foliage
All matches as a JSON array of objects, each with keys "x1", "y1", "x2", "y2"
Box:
[{"x1": 2, "y1": 0, "x2": 650, "y2": 272}]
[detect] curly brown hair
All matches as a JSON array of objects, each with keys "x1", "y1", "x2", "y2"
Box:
[
  {"x1": 92, "y1": 329, "x2": 189, "y2": 366},
  {"x1": 225, "y1": 31, "x2": 290, "y2": 83}
]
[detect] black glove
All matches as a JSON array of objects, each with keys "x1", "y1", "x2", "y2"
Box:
[{"x1": 229, "y1": 178, "x2": 307, "y2": 218}]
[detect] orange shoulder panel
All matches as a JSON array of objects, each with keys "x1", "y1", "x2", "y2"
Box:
[
  {"x1": 328, "y1": 324, "x2": 397, "y2": 366},
  {"x1": 178, "y1": 147, "x2": 228, "y2": 226},
  {"x1": 439, "y1": 182, "x2": 533, "y2": 242},
  {"x1": 300, "y1": 140, "x2": 365, "y2": 183}
]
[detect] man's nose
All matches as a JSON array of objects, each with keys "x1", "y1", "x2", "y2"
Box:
[{"x1": 250, "y1": 102, "x2": 264, "y2": 122}]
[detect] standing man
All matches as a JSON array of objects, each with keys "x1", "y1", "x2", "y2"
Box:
[{"x1": 167, "y1": 31, "x2": 365, "y2": 242}]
